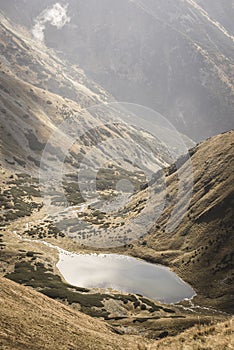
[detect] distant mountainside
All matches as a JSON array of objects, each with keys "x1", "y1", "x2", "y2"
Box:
[
  {"x1": 1, "y1": 13, "x2": 190, "y2": 178},
  {"x1": 197, "y1": 0, "x2": 234, "y2": 34},
  {"x1": 1, "y1": 0, "x2": 233, "y2": 141}
]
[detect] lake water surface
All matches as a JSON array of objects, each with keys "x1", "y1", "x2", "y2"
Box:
[{"x1": 57, "y1": 251, "x2": 196, "y2": 303}]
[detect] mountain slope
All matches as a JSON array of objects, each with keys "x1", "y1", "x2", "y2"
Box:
[
  {"x1": 118, "y1": 130, "x2": 233, "y2": 312},
  {"x1": 0, "y1": 13, "x2": 195, "y2": 238},
  {"x1": 0, "y1": 277, "x2": 232, "y2": 350},
  {"x1": 0, "y1": 277, "x2": 145, "y2": 350},
  {"x1": 1, "y1": 12, "x2": 189, "y2": 189},
  {"x1": 196, "y1": 0, "x2": 234, "y2": 34},
  {"x1": 3, "y1": 0, "x2": 232, "y2": 141},
  {"x1": 151, "y1": 317, "x2": 233, "y2": 350}
]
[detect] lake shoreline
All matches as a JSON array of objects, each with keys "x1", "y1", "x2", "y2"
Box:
[{"x1": 56, "y1": 247, "x2": 196, "y2": 304}]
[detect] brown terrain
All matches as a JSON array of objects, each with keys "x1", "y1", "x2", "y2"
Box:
[
  {"x1": 0, "y1": 278, "x2": 233, "y2": 350},
  {"x1": 0, "y1": 277, "x2": 145, "y2": 350},
  {"x1": 0, "y1": 9, "x2": 233, "y2": 350},
  {"x1": 120, "y1": 131, "x2": 234, "y2": 313}
]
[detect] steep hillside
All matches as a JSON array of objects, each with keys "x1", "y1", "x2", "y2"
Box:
[
  {"x1": 114, "y1": 131, "x2": 234, "y2": 312},
  {"x1": 196, "y1": 0, "x2": 234, "y2": 34},
  {"x1": 0, "y1": 13, "x2": 189, "y2": 173},
  {"x1": 0, "y1": 277, "x2": 232, "y2": 350},
  {"x1": 151, "y1": 317, "x2": 233, "y2": 350},
  {"x1": 0, "y1": 277, "x2": 145, "y2": 350},
  {"x1": 2, "y1": 0, "x2": 233, "y2": 140}
]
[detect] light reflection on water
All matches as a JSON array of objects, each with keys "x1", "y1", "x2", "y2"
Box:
[{"x1": 57, "y1": 252, "x2": 195, "y2": 304}]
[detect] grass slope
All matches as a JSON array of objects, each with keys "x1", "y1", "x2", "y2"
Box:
[
  {"x1": 0, "y1": 277, "x2": 145, "y2": 350},
  {"x1": 119, "y1": 131, "x2": 234, "y2": 312},
  {"x1": 0, "y1": 277, "x2": 232, "y2": 349}
]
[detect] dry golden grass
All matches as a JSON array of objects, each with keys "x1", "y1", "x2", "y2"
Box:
[
  {"x1": 1, "y1": 277, "x2": 232, "y2": 350},
  {"x1": 121, "y1": 131, "x2": 234, "y2": 312},
  {"x1": 149, "y1": 318, "x2": 233, "y2": 349},
  {"x1": 0, "y1": 277, "x2": 150, "y2": 350}
]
